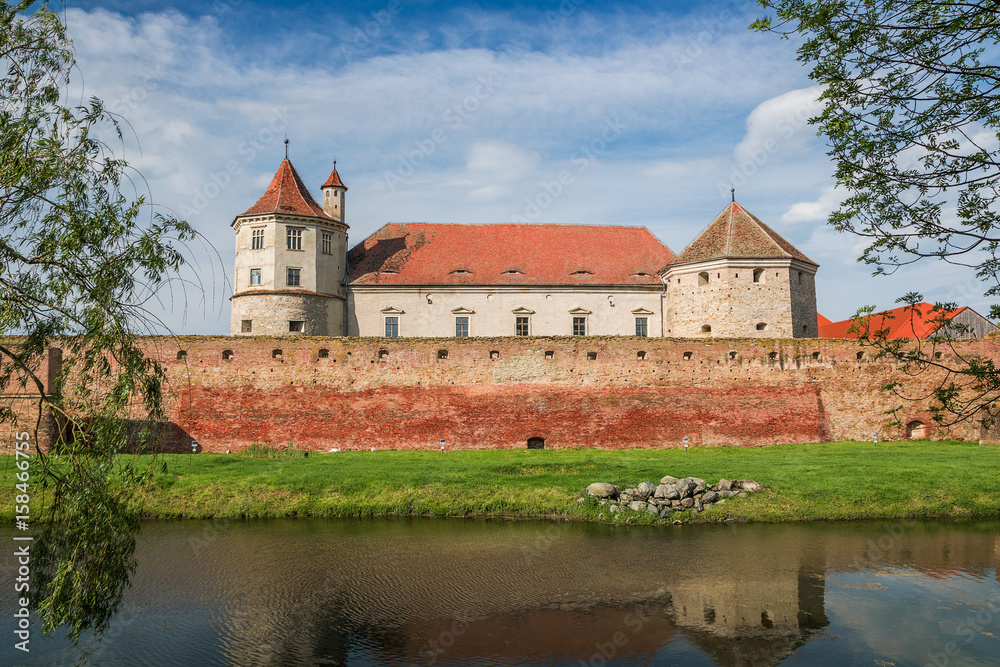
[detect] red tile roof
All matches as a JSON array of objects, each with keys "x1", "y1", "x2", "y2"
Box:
[
  {"x1": 819, "y1": 303, "x2": 967, "y2": 339},
  {"x1": 673, "y1": 201, "x2": 816, "y2": 266},
  {"x1": 816, "y1": 313, "x2": 833, "y2": 328},
  {"x1": 322, "y1": 167, "x2": 347, "y2": 189},
  {"x1": 347, "y1": 223, "x2": 675, "y2": 286},
  {"x1": 239, "y1": 159, "x2": 333, "y2": 219}
]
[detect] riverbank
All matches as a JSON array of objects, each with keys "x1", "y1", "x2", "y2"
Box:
[{"x1": 3, "y1": 440, "x2": 998, "y2": 524}]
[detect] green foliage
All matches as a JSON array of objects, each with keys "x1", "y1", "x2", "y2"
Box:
[
  {"x1": 0, "y1": 0, "x2": 192, "y2": 643},
  {"x1": 754, "y1": 1, "x2": 1000, "y2": 426}
]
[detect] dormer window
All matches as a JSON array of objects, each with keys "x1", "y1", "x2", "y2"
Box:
[
  {"x1": 502, "y1": 269, "x2": 524, "y2": 275},
  {"x1": 632, "y1": 272, "x2": 650, "y2": 277},
  {"x1": 571, "y1": 270, "x2": 593, "y2": 275},
  {"x1": 450, "y1": 269, "x2": 473, "y2": 275}
]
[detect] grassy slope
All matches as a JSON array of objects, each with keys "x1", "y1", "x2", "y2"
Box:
[{"x1": 3, "y1": 441, "x2": 998, "y2": 524}]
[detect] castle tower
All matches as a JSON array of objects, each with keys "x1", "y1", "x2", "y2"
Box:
[
  {"x1": 662, "y1": 201, "x2": 819, "y2": 338},
  {"x1": 321, "y1": 161, "x2": 347, "y2": 223},
  {"x1": 230, "y1": 158, "x2": 349, "y2": 336}
]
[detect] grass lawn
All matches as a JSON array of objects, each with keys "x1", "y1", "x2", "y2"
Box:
[{"x1": 3, "y1": 440, "x2": 998, "y2": 525}]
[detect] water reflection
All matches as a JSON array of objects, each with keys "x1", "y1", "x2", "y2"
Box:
[{"x1": 1, "y1": 519, "x2": 997, "y2": 666}]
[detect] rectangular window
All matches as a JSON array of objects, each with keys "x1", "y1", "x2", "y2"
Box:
[
  {"x1": 385, "y1": 316, "x2": 399, "y2": 338},
  {"x1": 635, "y1": 317, "x2": 648, "y2": 337},
  {"x1": 573, "y1": 316, "x2": 587, "y2": 336},
  {"x1": 456, "y1": 316, "x2": 469, "y2": 337},
  {"x1": 322, "y1": 232, "x2": 332, "y2": 255},
  {"x1": 286, "y1": 267, "x2": 300, "y2": 286},
  {"x1": 287, "y1": 227, "x2": 302, "y2": 250},
  {"x1": 289, "y1": 321, "x2": 304, "y2": 333},
  {"x1": 251, "y1": 228, "x2": 264, "y2": 249},
  {"x1": 516, "y1": 316, "x2": 529, "y2": 336},
  {"x1": 250, "y1": 268, "x2": 261, "y2": 286},
  {"x1": 241, "y1": 320, "x2": 252, "y2": 333}
]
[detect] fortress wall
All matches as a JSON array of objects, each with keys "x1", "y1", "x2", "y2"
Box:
[{"x1": 130, "y1": 335, "x2": 992, "y2": 452}]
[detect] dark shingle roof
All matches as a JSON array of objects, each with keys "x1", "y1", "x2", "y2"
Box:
[{"x1": 673, "y1": 201, "x2": 816, "y2": 266}]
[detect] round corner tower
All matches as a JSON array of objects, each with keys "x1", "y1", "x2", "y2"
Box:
[
  {"x1": 663, "y1": 200, "x2": 819, "y2": 338},
  {"x1": 230, "y1": 159, "x2": 349, "y2": 336}
]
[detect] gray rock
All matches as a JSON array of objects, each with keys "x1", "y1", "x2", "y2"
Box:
[
  {"x1": 609, "y1": 504, "x2": 619, "y2": 512},
  {"x1": 735, "y1": 480, "x2": 764, "y2": 493},
  {"x1": 670, "y1": 500, "x2": 682, "y2": 508},
  {"x1": 659, "y1": 475, "x2": 680, "y2": 485},
  {"x1": 716, "y1": 499, "x2": 726, "y2": 505},
  {"x1": 659, "y1": 507, "x2": 671, "y2": 518},
  {"x1": 719, "y1": 479, "x2": 733, "y2": 492},
  {"x1": 624, "y1": 488, "x2": 639, "y2": 498},
  {"x1": 717, "y1": 490, "x2": 736, "y2": 499},
  {"x1": 688, "y1": 477, "x2": 707, "y2": 493},
  {"x1": 702, "y1": 491, "x2": 719, "y2": 503},
  {"x1": 680, "y1": 497, "x2": 695, "y2": 508},
  {"x1": 636, "y1": 481, "x2": 656, "y2": 498},
  {"x1": 690, "y1": 508, "x2": 700, "y2": 516},
  {"x1": 587, "y1": 483, "x2": 619, "y2": 498},
  {"x1": 674, "y1": 479, "x2": 694, "y2": 498},
  {"x1": 737, "y1": 491, "x2": 748, "y2": 498},
  {"x1": 654, "y1": 484, "x2": 680, "y2": 500},
  {"x1": 629, "y1": 501, "x2": 646, "y2": 512},
  {"x1": 702, "y1": 502, "x2": 714, "y2": 510},
  {"x1": 646, "y1": 503, "x2": 660, "y2": 516},
  {"x1": 694, "y1": 498, "x2": 704, "y2": 511}
]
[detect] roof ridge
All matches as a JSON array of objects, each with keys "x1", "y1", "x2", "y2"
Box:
[{"x1": 237, "y1": 159, "x2": 334, "y2": 220}]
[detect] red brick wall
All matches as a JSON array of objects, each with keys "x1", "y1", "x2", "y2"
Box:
[{"x1": 134, "y1": 335, "x2": 994, "y2": 452}]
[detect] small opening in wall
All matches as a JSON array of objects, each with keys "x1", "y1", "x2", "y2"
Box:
[
  {"x1": 934, "y1": 351, "x2": 943, "y2": 359},
  {"x1": 222, "y1": 350, "x2": 234, "y2": 360},
  {"x1": 587, "y1": 352, "x2": 597, "y2": 360},
  {"x1": 318, "y1": 349, "x2": 329, "y2": 359},
  {"x1": 906, "y1": 420, "x2": 929, "y2": 439},
  {"x1": 802, "y1": 324, "x2": 808, "y2": 333},
  {"x1": 379, "y1": 349, "x2": 389, "y2": 359},
  {"x1": 683, "y1": 351, "x2": 693, "y2": 360},
  {"x1": 798, "y1": 271, "x2": 803, "y2": 284},
  {"x1": 490, "y1": 350, "x2": 500, "y2": 360},
  {"x1": 812, "y1": 351, "x2": 820, "y2": 360},
  {"x1": 438, "y1": 349, "x2": 448, "y2": 360},
  {"x1": 177, "y1": 350, "x2": 187, "y2": 360},
  {"x1": 701, "y1": 324, "x2": 712, "y2": 333},
  {"x1": 637, "y1": 351, "x2": 646, "y2": 360},
  {"x1": 698, "y1": 271, "x2": 709, "y2": 286},
  {"x1": 857, "y1": 351, "x2": 864, "y2": 361},
  {"x1": 527, "y1": 437, "x2": 545, "y2": 449},
  {"x1": 289, "y1": 320, "x2": 304, "y2": 333},
  {"x1": 729, "y1": 351, "x2": 737, "y2": 360},
  {"x1": 768, "y1": 351, "x2": 778, "y2": 360},
  {"x1": 753, "y1": 268, "x2": 764, "y2": 283},
  {"x1": 756, "y1": 323, "x2": 767, "y2": 331},
  {"x1": 241, "y1": 319, "x2": 252, "y2": 333},
  {"x1": 272, "y1": 349, "x2": 283, "y2": 359},
  {"x1": 545, "y1": 351, "x2": 554, "y2": 360}
]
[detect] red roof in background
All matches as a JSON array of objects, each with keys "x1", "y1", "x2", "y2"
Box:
[
  {"x1": 817, "y1": 313, "x2": 833, "y2": 328},
  {"x1": 347, "y1": 223, "x2": 676, "y2": 286},
  {"x1": 239, "y1": 159, "x2": 333, "y2": 220},
  {"x1": 818, "y1": 302, "x2": 966, "y2": 339},
  {"x1": 322, "y1": 166, "x2": 347, "y2": 189},
  {"x1": 673, "y1": 201, "x2": 816, "y2": 266}
]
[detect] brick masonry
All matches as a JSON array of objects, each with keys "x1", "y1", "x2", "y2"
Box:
[{"x1": 7, "y1": 336, "x2": 993, "y2": 453}]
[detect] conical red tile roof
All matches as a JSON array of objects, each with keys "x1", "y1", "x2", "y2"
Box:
[
  {"x1": 239, "y1": 159, "x2": 332, "y2": 219},
  {"x1": 673, "y1": 201, "x2": 816, "y2": 266},
  {"x1": 322, "y1": 167, "x2": 347, "y2": 190}
]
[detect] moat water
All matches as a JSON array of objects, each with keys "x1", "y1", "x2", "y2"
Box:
[{"x1": 2, "y1": 518, "x2": 999, "y2": 666}]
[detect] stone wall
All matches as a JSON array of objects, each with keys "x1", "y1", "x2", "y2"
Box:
[{"x1": 8, "y1": 336, "x2": 992, "y2": 453}]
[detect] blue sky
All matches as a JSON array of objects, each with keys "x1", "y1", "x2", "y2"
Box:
[{"x1": 57, "y1": 0, "x2": 989, "y2": 334}]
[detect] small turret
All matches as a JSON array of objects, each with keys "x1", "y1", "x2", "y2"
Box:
[{"x1": 321, "y1": 160, "x2": 347, "y2": 223}]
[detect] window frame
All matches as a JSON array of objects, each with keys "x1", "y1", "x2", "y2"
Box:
[
  {"x1": 515, "y1": 316, "x2": 530, "y2": 336},
  {"x1": 286, "y1": 267, "x2": 301, "y2": 286},
  {"x1": 322, "y1": 232, "x2": 333, "y2": 255},
  {"x1": 251, "y1": 228, "x2": 264, "y2": 250},
  {"x1": 635, "y1": 317, "x2": 648, "y2": 337},
  {"x1": 572, "y1": 316, "x2": 587, "y2": 336},
  {"x1": 455, "y1": 316, "x2": 469, "y2": 338},
  {"x1": 286, "y1": 227, "x2": 303, "y2": 251},
  {"x1": 385, "y1": 316, "x2": 399, "y2": 338},
  {"x1": 249, "y1": 268, "x2": 261, "y2": 286}
]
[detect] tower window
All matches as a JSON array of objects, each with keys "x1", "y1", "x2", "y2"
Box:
[
  {"x1": 251, "y1": 228, "x2": 264, "y2": 250},
  {"x1": 289, "y1": 321, "x2": 304, "y2": 333},
  {"x1": 385, "y1": 316, "x2": 399, "y2": 338},
  {"x1": 455, "y1": 316, "x2": 469, "y2": 337},
  {"x1": 698, "y1": 272, "x2": 709, "y2": 286},
  {"x1": 753, "y1": 268, "x2": 764, "y2": 283},
  {"x1": 250, "y1": 268, "x2": 261, "y2": 286},
  {"x1": 756, "y1": 322, "x2": 767, "y2": 331},
  {"x1": 286, "y1": 227, "x2": 302, "y2": 251},
  {"x1": 572, "y1": 316, "x2": 587, "y2": 336},
  {"x1": 287, "y1": 268, "x2": 301, "y2": 286},
  {"x1": 516, "y1": 316, "x2": 529, "y2": 336},
  {"x1": 701, "y1": 325, "x2": 712, "y2": 334},
  {"x1": 241, "y1": 320, "x2": 252, "y2": 333},
  {"x1": 635, "y1": 317, "x2": 648, "y2": 337},
  {"x1": 322, "y1": 232, "x2": 333, "y2": 255}
]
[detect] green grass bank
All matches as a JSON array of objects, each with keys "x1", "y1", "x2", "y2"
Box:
[{"x1": 4, "y1": 440, "x2": 999, "y2": 524}]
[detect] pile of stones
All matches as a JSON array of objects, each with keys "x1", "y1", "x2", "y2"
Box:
[{"x1": 585, "y1": 476, "x2": 765, "y2": 518}]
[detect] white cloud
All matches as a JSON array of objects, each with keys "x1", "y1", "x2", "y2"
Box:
[
  {"x1": 734, "y1": 85, "x2": 825, "y2": 163},
  {"x1": 781, "y1": 185, "x2": 843, "y2": 224}
]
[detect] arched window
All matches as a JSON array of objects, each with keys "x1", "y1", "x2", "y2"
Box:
[
  {"x1": 756, "y1": 323, "x2": 767, "y2": 331},
  {"x1": 698, "y1": 271, "x2": 710, "y2": 286},
  {"x1": 753, "y1": 268, "x2": 764, "y2": 283}
]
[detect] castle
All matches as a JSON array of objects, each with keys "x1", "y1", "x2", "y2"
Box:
[{"x1": 229, "y1": 159, "x2": 819, "y2": 339}]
